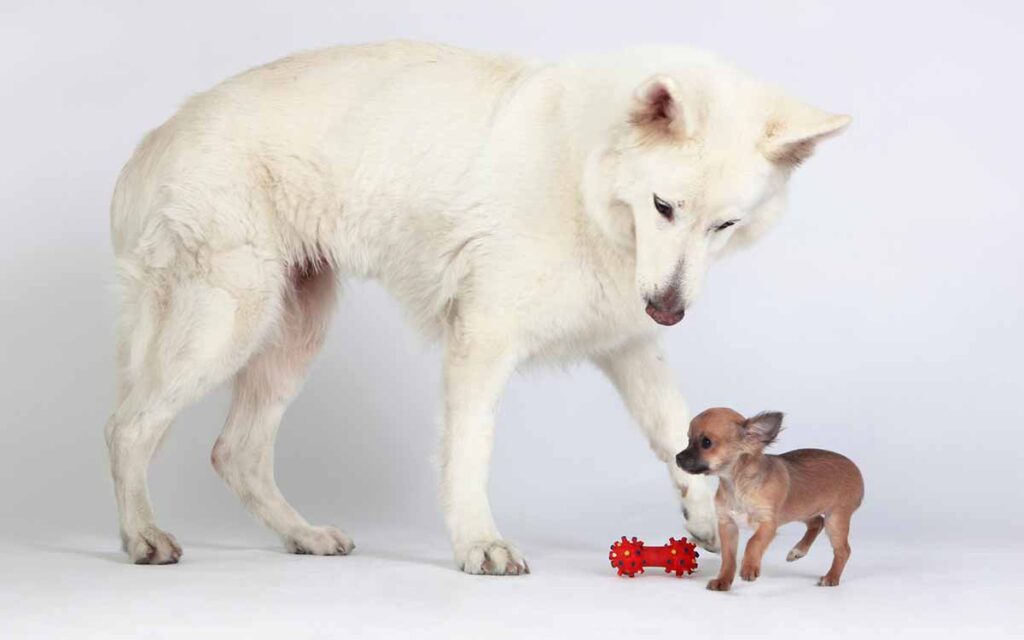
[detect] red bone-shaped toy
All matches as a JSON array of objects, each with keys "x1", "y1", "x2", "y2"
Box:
[{"x1": 609, "y1": 536, "x2": 699, "y2": 577}]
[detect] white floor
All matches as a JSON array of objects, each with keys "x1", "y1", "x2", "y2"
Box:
[{"x1": 1, "y1": 528, "x2": 1020, "y2": 639}]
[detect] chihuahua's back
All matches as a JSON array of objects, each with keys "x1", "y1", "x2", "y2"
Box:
[{"x1": 777, "y1": 449, "x2": 864, "y2": 523}]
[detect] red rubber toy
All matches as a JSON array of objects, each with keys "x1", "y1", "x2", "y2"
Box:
[{"x1": 609, "y1": 536, "x2": 699, "y2": 577}]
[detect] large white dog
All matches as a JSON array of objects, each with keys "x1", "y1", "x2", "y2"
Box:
[{"x1": 106, "y1": 41, "x2": 849, "y2": 573}]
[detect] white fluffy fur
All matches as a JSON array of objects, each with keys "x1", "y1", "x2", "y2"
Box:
[{"x1": 105, "y1": 41, "x2": 849, "y2": 571}]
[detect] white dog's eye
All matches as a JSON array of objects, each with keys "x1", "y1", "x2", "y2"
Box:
[
  {"x1": 713, "y1": 219, "x2": 739, "y2": 232},
  {"x1": 653, "y1": 193, "x2": 674, "y2": 220}
]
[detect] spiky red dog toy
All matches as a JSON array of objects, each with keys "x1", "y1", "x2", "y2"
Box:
[{"x1": 609, "y1": 536, "x2": 699, "y2": 577}]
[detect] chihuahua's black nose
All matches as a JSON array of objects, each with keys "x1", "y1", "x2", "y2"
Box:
[
  {"x1": 676, "y1": 448, "x2": 708, "y2": 475},
  {"x1": 675, "y1": 449, "x2": 690, "y2": 468}
]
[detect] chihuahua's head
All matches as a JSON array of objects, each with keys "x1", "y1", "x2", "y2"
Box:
[{"x1": 675, "y1": 408, "x2": 784, "y2": 476}]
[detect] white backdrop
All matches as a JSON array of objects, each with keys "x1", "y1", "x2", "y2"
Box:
[{"x1": 1, "y1": 2, "x2": 1022, "y2": 628}]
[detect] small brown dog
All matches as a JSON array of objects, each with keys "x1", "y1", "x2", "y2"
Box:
[{"x1": 675, "y1": 408, "x2": 863, "y2": 591}]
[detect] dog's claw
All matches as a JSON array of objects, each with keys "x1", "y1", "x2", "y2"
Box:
[
  {"x1": 740, "y1": 564, "x2": 760, "y2": 581},
  {"x1": 125, "y1": 527, "x2": 182, "y2": 565},
  {"x1": 283, "y1": 525, "x2": 354, "y2": 556},
  {"x1": 457, "y1": 540, "x2": 528, "y2": 576}
]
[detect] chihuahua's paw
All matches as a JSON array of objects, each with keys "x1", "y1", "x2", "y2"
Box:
[
  {"x1": 740, "y1": 562, "x2": 761, "y2": 582},
  {"x1": 786, "y1": 547, "x2": 807, "y2": 562},
  {"x1": 707, "y1": 578, "x2": 732, "y2": 592},
  {"x1": 818, "y1": 574, "x2": 841, "y2": 587}
]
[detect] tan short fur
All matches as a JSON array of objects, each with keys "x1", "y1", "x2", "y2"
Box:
[{"x1": 676, "y1": 408, "x2": 863, "y2": 590}]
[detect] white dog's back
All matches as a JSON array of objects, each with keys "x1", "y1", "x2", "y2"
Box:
[{"x1": 112, "y1": 42, "x2": 538, "y2": 340}]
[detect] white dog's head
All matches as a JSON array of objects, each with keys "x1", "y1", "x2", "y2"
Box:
[{"x1": 583, "y1": 66, "x2": 850, "y2": 325}]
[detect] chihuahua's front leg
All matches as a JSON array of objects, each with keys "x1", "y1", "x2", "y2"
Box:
[
  {"x1": 708, "y1": 515, "x2": 739, "y2": 591},
  {"x1": 595, "y1": 338, "x2": 719, "y2": 551},
  {"x1": 740, "y1": 519, "x2": 778, "y2": 582}
]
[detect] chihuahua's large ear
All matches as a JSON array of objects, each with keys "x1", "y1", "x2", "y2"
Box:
[
  {"x1": 762, "y1": 101, "x2": 851, "y2": 168},
  {"x1": 629, "y1": 75, "x2": 690, "y2": 138},
  {"x1": 744, "y1": 411, "x2": 784, "y2": 447}
]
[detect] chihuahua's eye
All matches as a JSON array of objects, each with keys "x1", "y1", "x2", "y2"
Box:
[
  {"x1": 653, "y1": 194, "x2": 674, "y2": 220},
  {"x1": 700, "y1": 437, "x2": 713, "y2": 449},
  {"x1": 713, "y1": 219, "x2": 739, "y2": 233}
]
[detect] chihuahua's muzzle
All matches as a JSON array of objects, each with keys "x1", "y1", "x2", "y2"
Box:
[{"x1": 675, "y1": 448, "x2": 709, "y2": 475}]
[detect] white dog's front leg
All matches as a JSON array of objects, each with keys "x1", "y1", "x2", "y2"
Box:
[
  {"x1": 668, "y1": 460, "x2": 718, "y2": 551},
  {"x1": 595, "y1": 338, "x2": 719, "y2": 552},
  {"x1": 440, "y1": 332, "x2": 527, "y2": 575}
]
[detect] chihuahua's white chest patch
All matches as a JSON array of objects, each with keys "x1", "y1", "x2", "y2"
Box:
[
  {"x1": 727, "y1": 507, "x2": 757, "y2": 530},
  {"x1": 725, "y1": 491, "x2": 770, "y2": 530}
]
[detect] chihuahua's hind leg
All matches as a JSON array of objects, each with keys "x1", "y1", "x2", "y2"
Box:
[
  {"x1": 787, "y1": 515, "x2": 825, "y2": 562},
  {"x1": 819, "y1": 510, "x2": 852, "y2": 586}
]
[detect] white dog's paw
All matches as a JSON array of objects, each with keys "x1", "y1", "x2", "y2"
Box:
[
  {"x1": 686, "y1": 519, "x2": 719, "y2": 553},
  {"x1": 675, "y1": 469, "x2": 720, "y2": 553},
  {"x1": 456, "y1": 539, "x2": 529, "y2": 575},
  {"x1": 123, "y1": 526, "x2": 182, "y2": 565},
  {"x1": 683, "y1": 505, "x2": 720, "y2": 553},
  {"x1": 284, "y1": 525, "x2": 355, "y2": 556}
]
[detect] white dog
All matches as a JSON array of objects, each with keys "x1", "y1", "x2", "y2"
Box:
[{"x1": 105, "y1": 41, "x2": 849, "y2": 573}]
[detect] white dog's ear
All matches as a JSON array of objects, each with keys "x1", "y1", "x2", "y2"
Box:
[
  {"x1": 629, "y1": 75, "x2": 689, "y2": 138},
  {"x1": 763, "y1": 104, "x2": 851, "y2": 168}
]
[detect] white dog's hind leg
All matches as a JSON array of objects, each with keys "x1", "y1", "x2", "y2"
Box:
[
  {"x1": 440, "y1": 327, "x2": 526, "y2": 575},
  {"x1": 107, "y1": 275, "x2": 275, "y2": 564},
  {"x1": 595, "y1": 338, "x2": 719, "y2": 552},
  {"x1": 106, "y1": 232, "x2": 287, "y2": 564},
  {"x1": 106, "y1": 394, "x2": 184, "y2": 564},
  {"x1": 212, "y1": 265, "x2": 353, "y2": 556}
]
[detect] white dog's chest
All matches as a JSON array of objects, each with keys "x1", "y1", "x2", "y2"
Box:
[{"x1": 522, "y1": 281, "x2": 655, "y2": 362}]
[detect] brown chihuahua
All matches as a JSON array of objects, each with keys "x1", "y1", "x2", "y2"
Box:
[{"x1": 675, "y1": 408, "x2": 863, "y2": 591}]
